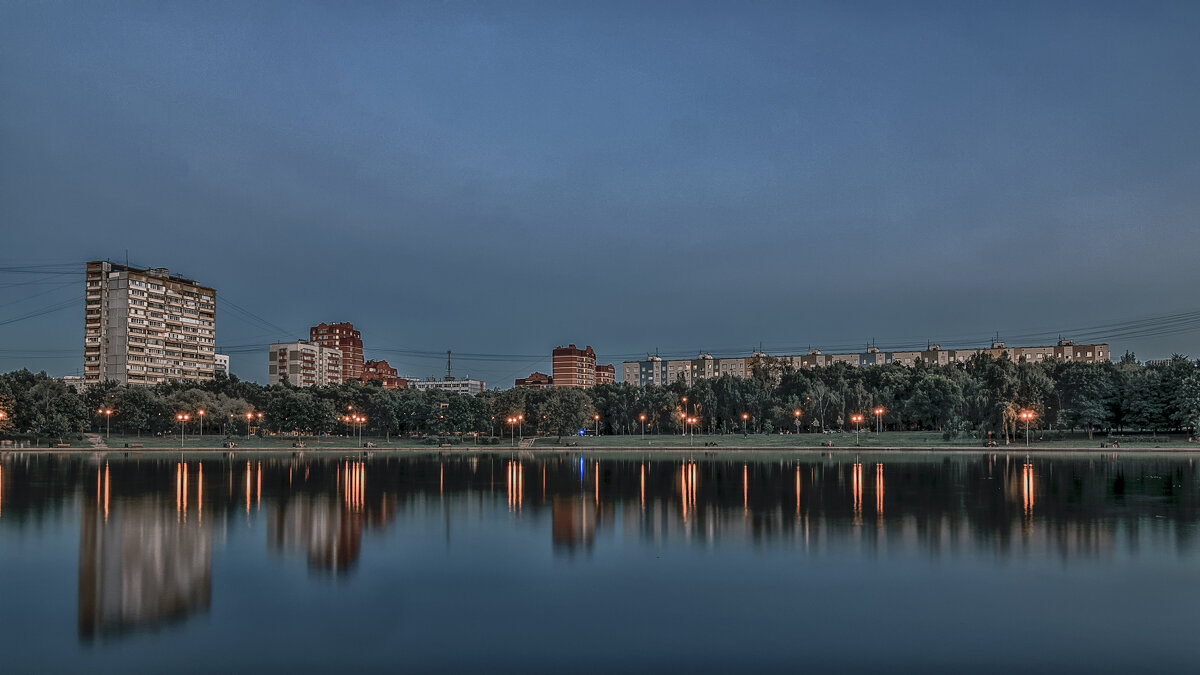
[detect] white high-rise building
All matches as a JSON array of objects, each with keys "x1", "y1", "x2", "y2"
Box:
[
  {"x1": 268, "y1": 341, "x2": 343, "y2": 388},
  {"x1": 84, "y1": 261, "x2": 217, "y2": 386}
]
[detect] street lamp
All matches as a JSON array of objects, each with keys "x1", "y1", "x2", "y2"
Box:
[
  {"x1": 176, "y1": 413, "x2": 190, "y2": 449},
  {"x1": 742, "y1": 412, "x2": 749, "y2": 435},
  {"x1": 1020, "y1": 410, "x2": 1035, "y2": 447},
  {"x1": 98, "y1": 408, "x2": 114, "y2": 439},
  {"x1": 245, "y1": 411, "x2": 253, "y2": 439},
  {"x1": 197, "y1": 409, "x2": 205, "y2": 445},
  {"x1": 594, "y1": 414, "x2": 600, "y2": 438},
  {"x1": 507, "y1": 416, "x2": 516, "y2": 447},
  {"x1": 793, "y1": 409, "x2": 801, "y2": 435},
  {"x1": 874, "y1": 407, "x2": 885, "y2": 434},
  {"x1": 851, "y1": 414, "x2": 864, "y2": 446},
  {"x1": 518, "y1": 414, "x2": 524, "y2": 442},
  {"x1": 640, "y1": 413, "x2": 646, "y2": 439}
]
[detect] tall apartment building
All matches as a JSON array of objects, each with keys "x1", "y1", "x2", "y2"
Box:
[
  {"x1": 84, "y1": 261, "x2": 216, "y2": 386},
  {"x1": 622, "y1": 340, "x2": 1110, "y2": 387},
  {"x1": 268, "y1": 341, "x2": 343, "y2": 388},
  {"x1": 310, "y1": 322, "x2": 364, "y2": 382},
  {"x1": 552, "y1": 344, "x2": 597, "y2": 388}
]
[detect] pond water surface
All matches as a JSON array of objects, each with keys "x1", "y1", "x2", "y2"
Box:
[{"x1": 2, "y1": 451, "x2": 1199, "y2": 673}]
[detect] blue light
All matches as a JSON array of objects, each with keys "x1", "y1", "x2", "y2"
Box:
[{"x1": 578, "y1": 429, "x2": 585, "y2": 436}]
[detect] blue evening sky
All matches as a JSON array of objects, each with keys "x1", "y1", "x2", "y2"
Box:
[{"x1": 1, "y1": 1, "x2": 1198, "y2": 385}]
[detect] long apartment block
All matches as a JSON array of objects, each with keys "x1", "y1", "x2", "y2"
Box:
[
  {"x1": 268, "y1": 341, "x2": 343, "y2": 387},
  {"x1": 622, "y1": 340, "x2": 1110, "y2": 387},
  {"x1": 84, "y1": 261, "x2": 217, "y2": 385}
]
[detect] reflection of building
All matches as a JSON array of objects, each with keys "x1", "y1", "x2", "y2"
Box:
[
  {"x1": 552, "y1": 496, "x2": 596, "y2": 554},
  {"x1": 268, "y1": 340, "x2": 343, "y2": 387},
  {"x1": 78, "y1": 495, "x2": 211, "y2": 640},
  {"x1": 84, "y1": 261, "x2": 217, "y2": 386},
  {"x1": 268, "y1": 495, "x2": 363, "y2": 574}
]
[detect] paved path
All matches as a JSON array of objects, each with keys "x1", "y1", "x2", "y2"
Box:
[{"x1": 84, "y1": 433, "x2": 106, "y2": 448}]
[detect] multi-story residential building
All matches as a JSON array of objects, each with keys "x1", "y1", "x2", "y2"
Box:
[
  {"x1": 214, "y1": 353, "x2": 230, "y2": 378},
  {"x1": 84, "y1": 261, "x2": 216, "y2": 386},
  {"x1": 621, "y1": 340, "x2": 1110, "y2": 386},
  {"x1": 268, "y1": 341, "x2": 342, "y2": 388},
  {"x1": 553, "y1": 344, "x2": 597, "y2": 388},
  {"x1": 408, "y1": 378, "x2": 486, "y2": 396},
  {"x1": 515, "y1": 372, "x2": 554, "y2": 388},
  {"x1": 361, "y1": 359, "x2": 406, "y2": 389},
  {"x1": 595, "y1": 364, "x2": 616, "y2": 386},
  {"x1": 309, "y1": 322, "x2": 364, "y2": 382}
]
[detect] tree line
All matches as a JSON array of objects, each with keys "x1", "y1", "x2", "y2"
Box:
[{"x1": 0, "y1": 351, "x2": 1197, "y2": 444}]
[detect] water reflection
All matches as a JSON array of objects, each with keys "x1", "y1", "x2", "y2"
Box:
[
  {"x1": 1, "y1": 451, "x2": 1200, "y2": 642},
  {"x1": 79, "y1": 462, "x2": 211, "y2": 642}
]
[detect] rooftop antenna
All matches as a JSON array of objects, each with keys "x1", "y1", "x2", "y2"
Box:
[{"x1": 446, "y1": 350, "x2": 452, "y2": 380}]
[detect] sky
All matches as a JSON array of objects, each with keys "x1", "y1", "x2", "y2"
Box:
[{"x1": 2, "y1": 1, "x2": 1199, "y2": 387}]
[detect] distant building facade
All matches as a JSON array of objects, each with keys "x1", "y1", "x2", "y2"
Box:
[
  {"x1": 553, "y1": 344, "x2": 597, "y2": 388},
  {"x1": 360, "y1": 359, "x2": 406, "y2": 389},
  {"x1": 515, "y1": 372, "x2": 554, "y2": 388},
  {"x1": 309, "y1": 322, "x2": 364, "y2": 383},
  {"x1": 408, "y1": 378, "x2": 486, "y2": 396},
  {"x1": 622, "y1": 340, "x2": 1110, "y2": 387},
  {"x1": 214, "y1": 353, "x2": 230, "y2": 378},
  {"x1": 268, "y1": 341, "x2": 343, "y2": 388},
  {"x1": 84, "y1": 261, "x2": 217, "y2": 386},
  {"x1": 595, "y1": 364, "x2": 615, "y2": 386}
]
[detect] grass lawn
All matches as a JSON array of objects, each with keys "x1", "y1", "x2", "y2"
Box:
[{"x1": 78, "y1": 430, "x2": 1195, "y2": 451}]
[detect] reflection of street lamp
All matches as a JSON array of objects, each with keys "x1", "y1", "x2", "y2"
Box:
[
  {"x1": 176, "y1": 413, "x2": 190, "y2": 449},
  {"x1": 851, "y1": 414, "x2": 863, "y2": 446},
  {"x1": 640, "y1": 414, "x2": 646, "y2": 439},
  {"x1": 874, "y1": 407, "x2": 885, "y2": 434},
  {"x1": 1020, "y1": 410, "x2": 1035, "y2": 447}
]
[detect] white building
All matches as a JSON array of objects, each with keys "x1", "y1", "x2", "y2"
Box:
[
  {"x1": 214, "y1": 353, "x2": 230, "y2": 378},
  {"x1": 84, "y1": 261, "x2": 217, "y2": 386},
  {"x1": 268, "y1": 341, "x2": 342, "y2": 388},
  {"x1": 407, "y1": 378, "x2": 486, "y2": 396}
]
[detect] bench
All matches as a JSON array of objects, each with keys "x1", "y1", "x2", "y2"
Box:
[
  {"x1": 439, "y1": 443, "x2": 452, "y2": 447},
  {"x1": 125, "y1": 443, "x2": 144, "y2": 448},
  {"x1": 55, "y1": 443, "x2": 71, "y2": 448}
]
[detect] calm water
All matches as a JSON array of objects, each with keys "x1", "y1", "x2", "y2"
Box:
[{"x1": 2, "y1": 450, "x2": 1200, "y2": 673}]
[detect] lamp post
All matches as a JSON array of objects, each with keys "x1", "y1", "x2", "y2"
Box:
[
  {"x1": 99, "y1": 408, "x2": 113, "y2": 439},
  {"x1": 851, "y1": 414, "x2": 863, "y2": 446},
  {"x1": 176, "y1": 413, "x2": 189, "y2": 449},
  {"x1": 1020, "y1": 410, "x2": 1035, "y2": 447},
  {"x1": 507, "y1": 417, "x2": 516, "y2": 447},
  {"x1": 197, "y1": 409, "x2": 205, "y2": 446},
  {"x1": 742, "y1": 412, "x2": 749, "y2": 435},
  {"x1": 793, "y1": 409, "x2": 801, "y2": 435},
  {"x1": 874, "y1": 407, "x2": 885, "y2": 434},
  {"x1": 681, "y1": 397, "x2": 688, "y2": 436},
  {"x1": 640, "y1": 414, "x2": 646, "y2": 440},
  {"x1": 518, "y1": 414, "x2": 524, "y2": 443},
  {"x1": 594, "y1": 414, "x2": 600, "y2": 438},
  {"x1": 245, "y1": 412, "x2": 253, "y2": 439}
]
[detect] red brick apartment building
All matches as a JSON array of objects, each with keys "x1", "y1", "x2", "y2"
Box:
[
  {"x1": 361, "y1": 359, "x2": 406, "y2": 389},
  {"x1": 595, "y1": 364, "x2": 615, "y2": 386},
  {"x1": 552, "y1": 344, "x2": 597, "y2": 388},
  {"x1": 515, "y1": 372, "x2": 554, "y2": 388},
  {"x1": 310, "y1": 322, "x2": 364, "y2": 382}
]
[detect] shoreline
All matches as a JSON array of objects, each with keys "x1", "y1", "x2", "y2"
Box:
[{"x1": 4, "y1": 444, "x2": 1198, "y2": 457}]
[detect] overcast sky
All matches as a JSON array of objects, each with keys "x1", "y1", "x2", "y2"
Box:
[{"x1": 2, "y1": 1, "x2": 1198, "y2": 386}]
